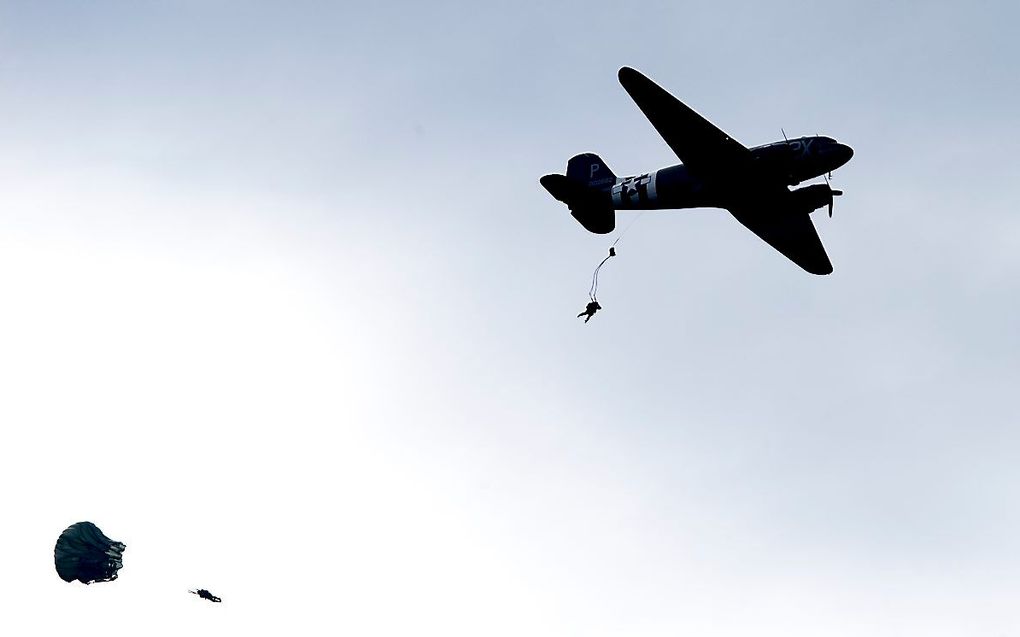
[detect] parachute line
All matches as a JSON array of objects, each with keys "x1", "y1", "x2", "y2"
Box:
[
  {"x1": 589, "y1": 253, "x2": 613, "y2": 301},
  {"x1": 611, "y1": 211, "x2": 644, "y2": 249},
  {"x1": 587, "y1": 212, "x2": 644, "y2": 302}
]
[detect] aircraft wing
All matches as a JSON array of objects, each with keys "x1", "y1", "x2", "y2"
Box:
[
  {"x1": 728, "y1": 205, "x2": 833, "y2": 275},
  {"x1": 618, "y1": 67, "x2": 754, "y2": 183}
]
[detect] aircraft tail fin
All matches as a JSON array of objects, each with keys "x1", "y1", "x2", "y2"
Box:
[
  {"x1": 540, "y1": 153, "x2": 617, "y2": 234},
  {"x1": 566, "y1": 153, "x2": 617, "y2": 192}
]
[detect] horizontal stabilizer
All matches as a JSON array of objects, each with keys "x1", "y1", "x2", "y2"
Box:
[
  {"x1": 540, "y1": 174, "x2": 615, "y2": 234},
  {"x1": 540, "y1": 174, "x2": 588, "y2": 204}
]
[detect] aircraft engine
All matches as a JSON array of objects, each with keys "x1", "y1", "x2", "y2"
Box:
[{"x1": 788, "y1": 184, "x2": 842, "y2": 217}]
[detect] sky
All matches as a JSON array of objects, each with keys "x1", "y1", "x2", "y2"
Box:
[{"x1": 1, "y1": 1, "x2": 1019, "y2": 635}]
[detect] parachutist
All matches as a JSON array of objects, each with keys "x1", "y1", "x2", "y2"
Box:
[
  {"x1": 577, "y1": 300, "x2": 601, "y2": 323},
  {"x1": 190, "y1": 589, "x2": 222, "y2": 603}
]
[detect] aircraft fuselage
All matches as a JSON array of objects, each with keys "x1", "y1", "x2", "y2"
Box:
[
  {"x1": 611, "y1": 135, "x2": 853, "y2": 211},
  {"x1": 541, "y1": 66, "x2": 855, "y2": 273}
]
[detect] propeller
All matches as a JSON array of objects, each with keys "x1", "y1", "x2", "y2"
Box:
[
  {"x1": 818, "y1": 131, "x2": 841, "y2": 216},
  {"x1": 823, "y1": 173, "x2": 842, "y2": 217},
  {"x1": 828, "y1": 188, "x2": 842, "y2": 217}
]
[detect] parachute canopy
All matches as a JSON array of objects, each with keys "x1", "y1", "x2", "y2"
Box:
[{"x1": 54, "y1": 521, "x2": 126, "y2": 584}]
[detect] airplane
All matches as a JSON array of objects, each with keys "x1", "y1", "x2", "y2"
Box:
[{"x1": 541, "y1": 67, "x2": 854, "y2": 275}]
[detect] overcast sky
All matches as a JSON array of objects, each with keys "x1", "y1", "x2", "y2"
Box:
[{"x1": 2, "y1": 1, "x2": 1019, "y2": 636}]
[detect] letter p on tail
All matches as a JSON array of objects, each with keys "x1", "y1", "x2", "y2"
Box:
[{"x1": 567, "y1": 153, "x2": 617, "y2": 192}]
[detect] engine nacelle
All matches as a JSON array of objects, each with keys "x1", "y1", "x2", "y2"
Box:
[{"x1": 788, "y1": 184, "x2": 836, "y2": 215}]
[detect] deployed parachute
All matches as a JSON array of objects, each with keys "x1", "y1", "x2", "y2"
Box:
[{"x1": 54, "y1": 522, "x2": 126, "y2": 584}]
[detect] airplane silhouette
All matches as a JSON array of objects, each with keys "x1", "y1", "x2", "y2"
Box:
[{"x1": 541, "y1": 67, "x2": 854, "y2": 275}]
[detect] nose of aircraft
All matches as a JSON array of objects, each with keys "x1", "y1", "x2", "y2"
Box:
[{"x1": 833, "y1": 142, "x2": 853, "y2": 168}]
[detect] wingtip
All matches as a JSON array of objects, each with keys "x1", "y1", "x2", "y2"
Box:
[
  {"x1": 539, "y1": 174, "x2": 562, "y2": 191},
  {"x1": 540, "y1": 173, "x2": 573, "y2": 203},
  {"x1": 618, "y1": 66, "x2": 639, "y2": 83}
]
